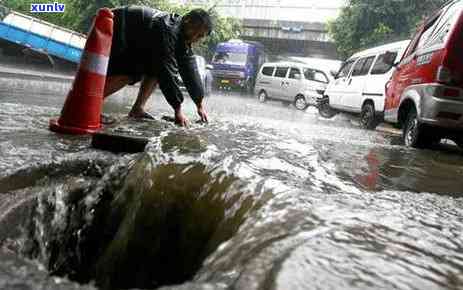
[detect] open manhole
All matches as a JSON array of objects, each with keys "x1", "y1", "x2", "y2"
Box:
[{"x1": 0, "y1": 154, "x2": 255, "y2": 289}]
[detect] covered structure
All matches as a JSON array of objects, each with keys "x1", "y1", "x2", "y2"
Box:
[{"x1": 172, "y1": 0, "x2": 346, "y2": 59}]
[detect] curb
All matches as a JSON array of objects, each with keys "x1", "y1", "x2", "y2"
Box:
[{"x1": 0, "y1": 70, "x2": 73, "y2": 82}]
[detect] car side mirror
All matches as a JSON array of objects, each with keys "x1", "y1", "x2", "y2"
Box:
[
  {"x1": 383, "y1": 51, "x2": 398, "y2": 67},
  {"x1": 330, "y1": 70, "x2": 338, "y2": 78},
  {"x1": 206, "y1": 64, "x2": 213, "y2": 70}
]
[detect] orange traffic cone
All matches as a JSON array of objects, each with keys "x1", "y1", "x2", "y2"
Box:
[{"x1": 50, "y1": 8, "x2": 113, "y2": 135}]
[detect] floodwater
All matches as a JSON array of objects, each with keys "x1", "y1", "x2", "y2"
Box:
[{"x1": 0, "y1": 75, "x2": 463, "y2": 290}]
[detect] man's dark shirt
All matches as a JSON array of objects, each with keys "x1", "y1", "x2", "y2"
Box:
[{"x1": 108, "y1": 6, "x2": 204, "y2": 109}]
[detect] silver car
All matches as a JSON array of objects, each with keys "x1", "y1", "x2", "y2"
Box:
[{"x1": 255, "y1": 61, "x2": 332, "y2": 110}]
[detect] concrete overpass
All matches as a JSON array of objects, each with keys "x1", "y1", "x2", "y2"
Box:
[{"x1": 172, "y1": 0, "x2": 346, "y2": 59}]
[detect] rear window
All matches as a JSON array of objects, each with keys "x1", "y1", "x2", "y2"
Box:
[
  {"x1": 261, "y1": 66, "x2": 274, "y2": 76},
  {"x1": 426, "y1": 1, "x2": 463, "y2": 47},
  {"x1": 408, "y1": 12, "x2": 441, "y2": 54},
  {"x1": 275, "y1": 67, "x2": 289, "y2": 78},
  {"x1": 371, "y1": 52, "x2": 397, "y2": 74}
]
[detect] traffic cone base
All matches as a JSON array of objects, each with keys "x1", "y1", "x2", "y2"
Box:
[{"x1": 49, "y1": 118, "x2": 101, "y2": 135}]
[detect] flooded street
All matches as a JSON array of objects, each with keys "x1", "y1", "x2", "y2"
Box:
[{"x1": 1, "y1": 77, "x2": 463, "y2": 290}]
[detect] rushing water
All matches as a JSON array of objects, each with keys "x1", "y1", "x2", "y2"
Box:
[{"x1": 0, "y1": 77, "x2": 463, "y2": 290}]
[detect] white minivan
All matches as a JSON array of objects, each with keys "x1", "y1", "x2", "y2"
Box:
[
  {"x1": 322, "y1": 40, "x2": 410, "y2": 128},
  {"x1": 255, "y1": 62, "x2": 332, "y2": 110}
]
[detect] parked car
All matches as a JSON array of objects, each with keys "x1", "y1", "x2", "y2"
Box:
[
  {"x1": 210, "y1": 39, "x2": 267, "y2": 93},
  {"x1": 320, "y1": 40, "x2": 410, "y2": 128},
  {"x1": 254, "y1": 61, "x2": 331, "y2": 110},
  {"x1": 179, "y1": 55, "x2": 212, "y2": 96},
  {"x1": 384, "y1": 0, "x2": 463, "y2": 148}
]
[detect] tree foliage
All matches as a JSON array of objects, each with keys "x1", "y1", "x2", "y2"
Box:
[
  {"x1": 329, "y1": 0, "x2": 447, "y2": 59},
  {"x1": 1, "y1": 0, "x2": 241, "y2": 60}
]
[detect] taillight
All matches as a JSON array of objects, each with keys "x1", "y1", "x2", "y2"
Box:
[{"x1": 436, "y1": 66, "x2": 453, "y2": 84}]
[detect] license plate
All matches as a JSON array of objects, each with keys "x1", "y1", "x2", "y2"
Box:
[
  {"x1": 307, "y1": 96, "x2": 318, "y2": 105},
  {"x1": 221, "y1": 80, "x2": 230, "y2": 84}
]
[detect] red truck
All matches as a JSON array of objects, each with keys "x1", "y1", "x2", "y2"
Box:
[{"x1": 384, "y1": 0, "x2": 463, "y2": 148}]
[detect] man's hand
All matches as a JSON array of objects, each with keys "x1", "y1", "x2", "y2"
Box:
[
  {"x1": 175, "y1": 109, "x2": 190, "y2": 127},
  {"x1": 197, "y1": 101, "x2": 208, "y2": 123}
]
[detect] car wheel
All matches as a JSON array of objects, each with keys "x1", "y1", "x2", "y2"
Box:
[
  {"x1": 258, "y1": 90, "x2": 267, "y2": 103},
  {"x1": 360, "y1": 103, "x2": 380, "y2": 130},
  {"x1": 402, "y1": 108, "x2": 434, "y2": 148},
  {"x1": 317, "y1": 96, "x2": 338, "y2": 118},
  {"x1": 294, "y1": 95, "x2": 308, "y2": 110}
]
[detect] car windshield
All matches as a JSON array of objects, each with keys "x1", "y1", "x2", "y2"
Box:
[
  {"x1": 212, "y1": 52, "x2": 247, "y2": 65},
  {"x1": 303, "y1": 68, "x2": 328, "y2": 83}
]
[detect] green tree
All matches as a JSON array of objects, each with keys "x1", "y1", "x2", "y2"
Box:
[
  {"x1": 194, "y1": 9, "x2": 242, "y2": 60},
  {"x1": 329, "y1": 0, "x2": 447, "y2": 59}
]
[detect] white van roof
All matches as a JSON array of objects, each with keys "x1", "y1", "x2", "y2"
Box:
[
  {"x1": 349, "y1": 40, "x2": 411, "y2": 60},
  {"x1": 261, "y1": 61, "x2": 304, "y2": 67},
  {"x1": 261, "y1": 61, "x2": 333, "y2": 71},
  {"x1": 260, "y1": 61, "x2": 335, "y2": 80},
  {"x1": 286, "y1": 57, "x2": 342, "y2": 73}
]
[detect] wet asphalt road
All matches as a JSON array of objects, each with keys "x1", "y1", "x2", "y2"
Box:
[{"x1": 0, "y1": 75, "x2": 462, "y2": 290}]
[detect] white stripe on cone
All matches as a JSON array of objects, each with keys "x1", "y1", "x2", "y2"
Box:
[{"x1": 79, "y1": 51, "x2": 109, "y2": 76}]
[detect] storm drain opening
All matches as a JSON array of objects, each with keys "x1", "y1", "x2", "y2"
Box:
[{"x1": 0, "y1": 154, "x2": 255, "y2": 289}]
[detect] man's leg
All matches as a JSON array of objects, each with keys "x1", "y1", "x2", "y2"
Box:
[
  {"x1": 104, "y1": 75, "x2": 131, "y2": 98},
  {"x1": 128, "y1": 76, "x2": 158, "y2": 118}
]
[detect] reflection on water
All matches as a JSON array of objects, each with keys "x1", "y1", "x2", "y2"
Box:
[{"x1": 0, "y1": 79, "x2": 462, "y2": 290}]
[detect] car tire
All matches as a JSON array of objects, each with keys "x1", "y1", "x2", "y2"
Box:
[
  {"x1": 294, "y1": 95, "x2": 308, "y2": 110},
  {"x1": 402, "y1": 108, "x2": 435, "y2": 148},
  {"x1": 317, "y1": 96, "x2": 338, "y2": 118},
  {"x1": 360, "y1": 103, "x2": 380, "y2": 130},
  {"x1": 258, "y1": 90, "x2": 267, "y2": 103}
]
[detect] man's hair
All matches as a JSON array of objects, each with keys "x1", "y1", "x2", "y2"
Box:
[{"x1": 182, "y1": 9, "x2": 213, "y2": 35}]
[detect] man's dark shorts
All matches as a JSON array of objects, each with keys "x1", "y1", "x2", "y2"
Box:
[{"x1": 106, "y1": 7, "x2": 151, "y2": 84}]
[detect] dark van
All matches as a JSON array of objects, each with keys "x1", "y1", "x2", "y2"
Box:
[{"x1": 210, "y1": 39, "x2": 267, "y2": 93}]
